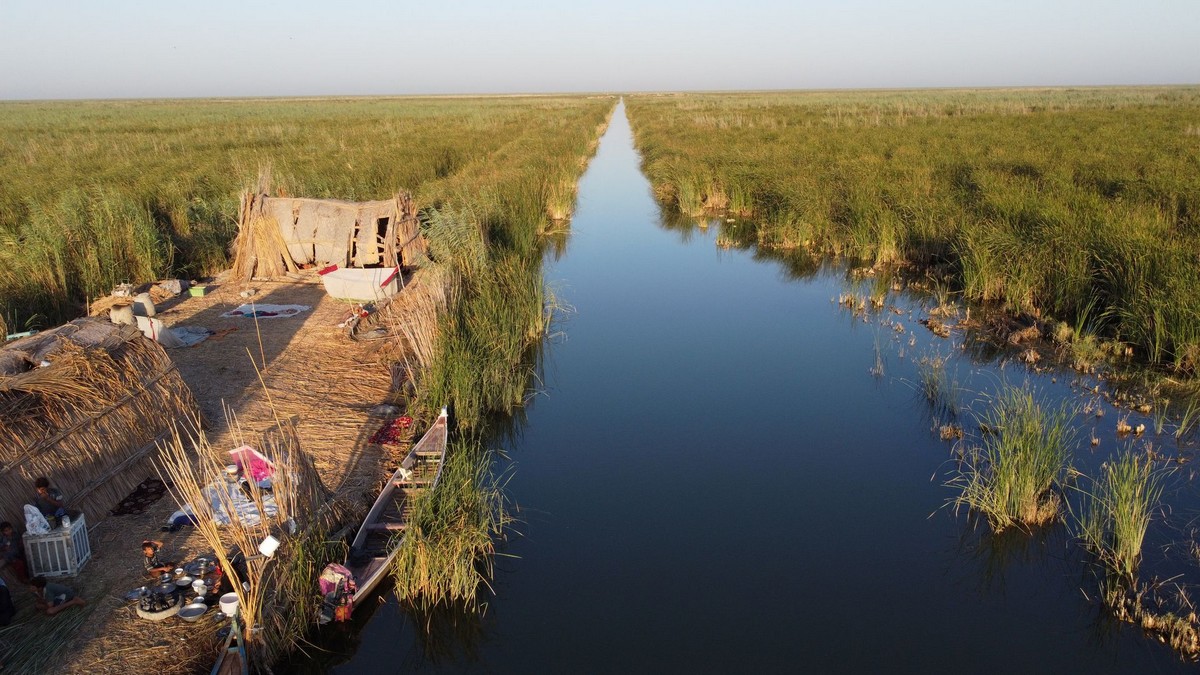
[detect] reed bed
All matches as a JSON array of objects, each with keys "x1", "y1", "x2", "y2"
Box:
[
  {"x1": 390, "y1": 439, "x2": 510, "y2": 610},
  {"x1": 0, "y1": 96, "x2": 613, "y2": 328},
  {"x1": 627, "y1": 88, "x2": 1200, "y2": 374},
  {"x1": 1073, "y1": 448, "x2": 1166, "y2": 580},
  {"x1": 949, "y1": 385, "x2": 1078, "y2": 531},
  {"x1": 0, "y1": 597, "x2": 99, "y2": 674}
]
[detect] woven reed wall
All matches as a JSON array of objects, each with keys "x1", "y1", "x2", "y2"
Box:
[{"x1": 0, "y1": 319, "x2": 200, "y2": 527}]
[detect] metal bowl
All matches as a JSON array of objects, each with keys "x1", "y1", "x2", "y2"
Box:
[
  {"x1": 178, "y1": 602, "x2": 208, "y2": 622},
  {"x1": 175, "y1": 575, "x2": 195, "y2": 588}
]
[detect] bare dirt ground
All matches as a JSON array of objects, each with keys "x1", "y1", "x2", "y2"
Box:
[{"x1": 3, "y1": 272, "x2": 417, "y2": 675}]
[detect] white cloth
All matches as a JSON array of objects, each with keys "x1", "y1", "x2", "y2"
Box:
[
  {"x1": 23, "y1": 504, "x2": 50, "y2": 534},
  {"x1": 202, "y1": 480, "x2": 278, "y2": 527},
  {"x1": 220, "y1": 304, "x2": 311, "y2": 319}
]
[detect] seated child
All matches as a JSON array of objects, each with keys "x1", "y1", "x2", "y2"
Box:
[
  {"x1": 33, "y1": 477, "x2": 67, "y2": 524},
  {"x1": 142, "y1": 539, "x2": 175, "y2": 577},
  {"x1": 30, "y1": 576, "x2": 86, "y2": 615},
  {"x1": 0, "y1": 521, "x2": 27, "y2": 582}
]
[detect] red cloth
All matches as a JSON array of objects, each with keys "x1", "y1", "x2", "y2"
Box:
[{"x1": 369, "y1": 416, "x2": 413, "y2": 445}]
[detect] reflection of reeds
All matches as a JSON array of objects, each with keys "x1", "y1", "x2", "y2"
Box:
[
  {"x1": 391, "y1": 439, "x2": 511, "y2": 610},
  {"x1": 1074, "y1": 448, "x2": 1165, "y2": 580},
  {"x1": 916, "y1": 353, "x2": 959, "y2": 419},
  {"x1": 949, "y1": 385, "x2": 1076, "y2": 531},
  {"x1": 870, "y1": 335, "x2": 885, "y2": 378}
]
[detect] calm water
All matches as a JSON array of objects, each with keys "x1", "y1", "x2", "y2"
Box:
[{"x1": 317, "y1": 102, "x2": 1193, "y2": 673}]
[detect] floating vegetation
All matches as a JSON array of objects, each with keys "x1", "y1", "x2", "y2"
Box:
[
  {"x1": 1073, "y1": 448, "x2": 1166, "y2": 581},
  {"x1": 948, "y1": 385, "x2": 1077, "y2": 531}
]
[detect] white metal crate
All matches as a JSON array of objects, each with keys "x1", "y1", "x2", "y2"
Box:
[{"x1": 24, "y1": 514, "x2": 91, "y2": 578}]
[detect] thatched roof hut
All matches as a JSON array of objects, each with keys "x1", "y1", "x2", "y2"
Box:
[
  {"x1": 232, "y1": 191, "x2": 428, "y2": 280},
  {"x1": 0, "y1": 318, "x2": 200, "y2": 527}
]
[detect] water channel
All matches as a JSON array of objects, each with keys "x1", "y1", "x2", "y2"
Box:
[{"x1": 318, "y1": 101, "x2": 1193, "y2": 673}]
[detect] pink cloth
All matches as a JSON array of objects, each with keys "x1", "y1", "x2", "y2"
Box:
[{"x1": 229, "y1": 446, "x2": 275, "y2": 483}]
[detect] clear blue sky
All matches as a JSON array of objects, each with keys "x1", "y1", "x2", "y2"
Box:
[{"x1": 1, "y1": 0, "x2": 1196, "y2": 99}]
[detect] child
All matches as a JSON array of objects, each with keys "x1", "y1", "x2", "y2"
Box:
[
  {"x1": 33, "y1": 476, "x2": 67, "y2": 525},
  {"x1": 29, "y1": 576, "x2": 85, "y2": 615},
  {"x1": 142, "y1": 539, "x2": 175, "y2": 577},
  {"x1": 0, "y1": 521, "x2": 27, "y2": 583}
]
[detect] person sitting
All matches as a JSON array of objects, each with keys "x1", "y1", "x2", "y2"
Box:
[
  {"x1": 33, "y1": 477, "x2": 67, "y2": 526},
  {"x1": 29, "y1": 576, "x2": 85, "y2": 615},
  {"x1": 0, "y1": 521, "x2": 28, "y2": 583},
  {"x1": 142, "y1": 539, "x2": 175, "y2": 577}
]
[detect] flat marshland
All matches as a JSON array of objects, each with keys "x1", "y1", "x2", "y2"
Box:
[
  {"x1": 626, "y1": 88, "x2": 1200, "y2": 374},
  {"x1": 0, "y1": 96, "x2": 611, "y2": 328}
]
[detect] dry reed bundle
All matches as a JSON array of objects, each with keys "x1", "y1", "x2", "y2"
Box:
[
  {"x1": 375, "y1": 265, "x2": 454, "y2": 383},
  {"x1": 87, "y1": 294, "x2": 135, "y2": 317},
  {"x1": 0, "y1": 319, "x2": 200, "y2": 526},
  {"x1": 231, "y1": 190, "x2": 299, "y2": 281},
  {"x1": 156, "y1": 408, "x2": 349, "y2": 668}
]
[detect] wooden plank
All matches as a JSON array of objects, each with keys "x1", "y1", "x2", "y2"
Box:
[{"x1": 365, "y1": 522, "x2": 407, "y2": 531}]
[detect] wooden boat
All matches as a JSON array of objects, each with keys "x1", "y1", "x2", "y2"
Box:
[
  {"x1": 211, "y1": 617, "x2": 249, "y2": 675},
  {"x1": 346, "y1": 407, "x2": 449, "y2": 603}
]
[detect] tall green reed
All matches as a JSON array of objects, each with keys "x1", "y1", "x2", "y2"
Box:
[{"x1": 949, "y1": 385, "x2": 1077, "y2": 531}]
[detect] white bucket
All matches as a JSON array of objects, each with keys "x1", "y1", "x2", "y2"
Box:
[{"x1": 219, "y1": 592, "x2": 239, "y2": 617}]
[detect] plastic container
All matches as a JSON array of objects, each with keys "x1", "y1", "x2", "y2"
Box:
[
  {"x1": 258, "y1": 535, "x2": 281, "y2": 558},
  {"x1": 189, "y1": 285, "x2": 208, "y2": 297},
  {"x1": 219, "y1": 592, "x2": 239, "y2": 617}
]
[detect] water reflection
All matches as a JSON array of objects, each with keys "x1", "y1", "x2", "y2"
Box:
[{"x1": 954, "y1": 518, "x2": 1074, "y2": 596}]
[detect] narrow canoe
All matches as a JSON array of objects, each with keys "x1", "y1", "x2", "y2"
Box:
[{"x1": 346, "y1": 407, "x2": 449, "y2": 603}]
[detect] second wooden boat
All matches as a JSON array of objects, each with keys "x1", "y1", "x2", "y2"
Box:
[{"x1": 344, "y1": 408, "x2": 449, "y2": 605}]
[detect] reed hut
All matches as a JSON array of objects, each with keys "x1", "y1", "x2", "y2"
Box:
[
  {"x1": 231, "y1": 191, "x2": 428, "y2": 280},
  {"x1": 0, "y1": 318, "x2": 201, "y2": 527}
]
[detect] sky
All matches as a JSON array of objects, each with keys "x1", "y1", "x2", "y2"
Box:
[{"x1": 1, "y1": 0, "x2": 1197, "y2": 100}]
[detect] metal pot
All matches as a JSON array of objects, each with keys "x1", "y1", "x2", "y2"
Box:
[{"x1": 178, "y1": 602, "x2": 208, "y2": 622}]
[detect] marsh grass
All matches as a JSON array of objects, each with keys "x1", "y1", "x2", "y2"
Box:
[
  {"x1": 870, "y1": 334, "x2": 885, "y2": 378},
  {"x1": 390, "y1": 438, "x2": 511, "y2": 609},
  {"x1": 627, "y1": 88, "x2": 1200, "y2": 373},
  {"x1": 0, "y1": 96, "x2": 612, "y2": 327},
  {"x1": 949, "y1": 385, "x2": 1077, "y2": 531},
  {"x1": 1073, "y1": 447, "x2": 1166, "y2": 580},
  {"x1": 1175, "y1": 397, "x2": 1200, "y2": 442}
]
